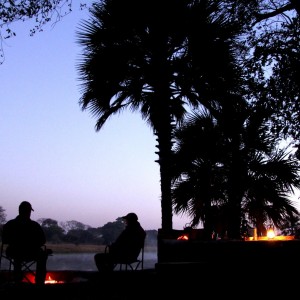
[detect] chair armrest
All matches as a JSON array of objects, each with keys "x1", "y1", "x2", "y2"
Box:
[{"x1": 42, "y1": 245, "x2": 53, "y2": 256}]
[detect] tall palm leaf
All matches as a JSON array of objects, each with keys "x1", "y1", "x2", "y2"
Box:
[
  {"x1": 172, "y1": 110, "x2": 228, "y2": 238},
  {"x1": 76, "y1": 0, "x2": 244, "y2": 231}
]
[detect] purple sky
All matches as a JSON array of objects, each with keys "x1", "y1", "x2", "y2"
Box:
[{"x1": 0, "y1": 3, "x2": 192, "y2": 230}]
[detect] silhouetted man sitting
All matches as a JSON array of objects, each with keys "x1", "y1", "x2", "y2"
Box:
[
  {"x1": 94, "y1": 212, "x2": 146, "y2": 272},
  {"x1": 2, "y1": 201, "x2": 51, "y2": 285}
]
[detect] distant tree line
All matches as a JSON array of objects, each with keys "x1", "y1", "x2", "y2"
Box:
[{"x1": 0, "y1": 207, "x2": 157, "y2": 246}]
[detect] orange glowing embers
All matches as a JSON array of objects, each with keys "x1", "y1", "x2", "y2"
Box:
[
  {"x1": 22, "y1": 272, "x2": 35, "y2": 283},
  {"x1": 20, "y1": 272, "x2": 64, "y2": 284},
  {"x1": 45, "y1": 273, "x2": 64, "y2": 284},
  {"x1": 267, "y1": 228, "x2": 275, "y2": 239},
  {"x1": 246, "y1": 235, "x2": 294, "y2": 241},
  {"x1": 177, "y1": 234, "x2": 189, "y2": 240},
  {"x1": 245, "y1": 227, "x2": 295, "y2": 241}
]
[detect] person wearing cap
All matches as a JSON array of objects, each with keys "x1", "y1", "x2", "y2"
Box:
[
  {"x1": 94, "y1": 212, "x2": 146, "y2": 272},
  {"x1": 2, "y1": 201, "x2": 50, "y2": 285}
]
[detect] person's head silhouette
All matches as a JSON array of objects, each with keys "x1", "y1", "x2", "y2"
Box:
[
  {"x1": 122, "y1": 212, "x2": 138, "y2": 224},
  {"x1": 19, "y1": 201, "x2": 34, "y2": 218}
]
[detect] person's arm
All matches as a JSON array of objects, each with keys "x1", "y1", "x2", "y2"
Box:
[
  {"x1": 109, "y1": 230, "x2": 128, "y2": 253},
  {"x1": 39, "y1": 227, "x2": 46, "y2": 246},
  {"x1": 115, "y1": 229, "x2": 130, "y2": 246},
  {"x1": 2, "y1": 222, "x2": 11, "y2": 244},
  {"x1": 33, "y1": 222, "x2": 46, "y2": 246}
]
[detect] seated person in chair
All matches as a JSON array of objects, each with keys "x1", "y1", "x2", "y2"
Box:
[
  {"x1": 95, "y1": 212, "x2": 146, "y2": 272},
  {"x1": 2, "y1": 201, "x2": 50, "y2": 285}
]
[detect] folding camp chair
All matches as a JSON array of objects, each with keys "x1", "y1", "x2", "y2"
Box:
[
  {"x1": 111, "y1": 238, "x2": 145, "y2": 271},
  {"x1": 0, "y1": 241, "x2": 49, "y2": 284}
]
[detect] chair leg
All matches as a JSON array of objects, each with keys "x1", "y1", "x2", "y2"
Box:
[{"x1": 21, "y1": 261, "x2": 37, "y2": 283}]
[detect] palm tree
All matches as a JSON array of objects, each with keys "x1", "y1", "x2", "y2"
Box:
[
  {"x1": 172, "y1": 107, "x2": 300, "y2": 239},
  {"x1": 171, "y1": 109, "x2": 229, "y2": 239},
  {"x1": 76, "y1": 0, "x2": 245, "y2": 232},
  {"x1": 242, "y1": 148, "x2": 300, "y2": 236}
]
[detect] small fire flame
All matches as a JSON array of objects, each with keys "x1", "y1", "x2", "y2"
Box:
[
  {"x1": 245, "y1": 226, "x2": 294, "y2": 241},
  {"x1": 20, "y1": 273, "x2": 64, "y2": 284},
  {"x1": 22, "y1": 273, "x2": 35, "y2": 283},
  {"x1": 45, "y1": 274, "x2": 64, "y2": 284},
  {"x1": 177, "y1": 234, "x2": 189, "y2": 240},
  {"x1": 45, "y1": 276, "x2": 57, "y2": 284},
  {"x1": 267, "y1": 228, "x2": 275, "y2": 239}
]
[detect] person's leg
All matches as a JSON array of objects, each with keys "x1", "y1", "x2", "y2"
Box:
[
  {"x1": 13, "y1": 259, "x2": 23, "y2": 283},
  {"x1": 94, "y1": 253, "x2": 114, "y2": 272},
  {"x1": 6, "y1": 247, "x2": 23, "y2": 283},
  {"x1": 35, "y1": 249, "x2": 48, "y2": 285}
]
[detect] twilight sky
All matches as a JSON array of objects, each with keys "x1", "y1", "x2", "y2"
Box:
[{"x1": 0, "y1": 3, "x2": 191, "y2": 230}]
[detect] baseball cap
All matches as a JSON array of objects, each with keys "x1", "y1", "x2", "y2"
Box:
[
  {"x1": 19, "y1": 201, "x2": 34, "y2": 212},
  {"x1": 122, "y1": 212, "x2": 138, "y2": 221}
]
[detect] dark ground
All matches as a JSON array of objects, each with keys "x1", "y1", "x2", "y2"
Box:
[
  {"x1": 0, "y1": 263, "x2": 297, "y2": 299},
  {"x1": 2, "y1": 239, "x2": 300, "y2": 299}
]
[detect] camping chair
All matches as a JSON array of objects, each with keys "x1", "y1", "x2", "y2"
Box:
[
  {"x1": 109, "y1": 238, "x2": 145, "y2": 271},
  {"x1": 0, "y1": 241, "x2": 50, "y2": 284}
]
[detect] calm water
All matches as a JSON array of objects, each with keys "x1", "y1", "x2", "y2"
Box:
[
  {"x1": 0, "y1": 251, "x2": 158, "y2": 271},
  {"x1": 46, "y1": 251, "x2": 157, "y2": 271},
  {"x1": 1, "y1": 248, "x2": 157, "y2": 271},
  {"x1": 1, "y1": 253, "x2": 157, "y2": 271}
]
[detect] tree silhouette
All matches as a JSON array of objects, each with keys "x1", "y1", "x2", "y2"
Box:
[
  {"x1": 172, "y1": 107, "x2": 300, "y2": 238},
  {"x1": 0, "y1": 206, "x2": 6, "y2": 226},
  {"x1": 75, "y1": 0, "x2": 245, "y2": 232},
  {"x1": 0, "y1": 0, "x2": 88, "y2": 64}
]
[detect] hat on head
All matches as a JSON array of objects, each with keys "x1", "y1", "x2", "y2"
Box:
[
  {"x1": 19, "y1": 201, "x2": 34, "y2": 212},
  {"x1": 122, "y1": 212, "x2": 138, "y2": 222}
]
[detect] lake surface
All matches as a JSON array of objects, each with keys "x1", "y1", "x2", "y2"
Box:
[
  {"x1": 46, "y1": 251, "x2": 157, "y2": 271},
  {"x1": 0, "y1": 251, "x2": 158, "y2": 271}
]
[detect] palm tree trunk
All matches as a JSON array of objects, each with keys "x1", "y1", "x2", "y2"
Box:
[
  {"x1": 154, "y1": 115, "x2": 174, "y2": 232},
  {"x1": 150, "y1": 25, "x2": 174, "y2": 233}
]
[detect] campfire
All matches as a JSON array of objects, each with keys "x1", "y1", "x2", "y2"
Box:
[
  {"x1": 176, "y1": 227, "x2": 295, "y2": 241},
  {"x1": 22, "y1": 272, "x2": 65, "y2": 284},
  {"x1": 245, "y1": 227, "x2": 294, "y2": 241},
  {"x1": 45, "y1": 273, "x2": 64, "y2": 284},
  {"x1": 177, "y1": 234, "x2": 189, "y2": 240}
]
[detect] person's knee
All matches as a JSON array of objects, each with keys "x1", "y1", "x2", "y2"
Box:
[{"x1": 94, "y1": 253, "x2": 104, "y2": 261}]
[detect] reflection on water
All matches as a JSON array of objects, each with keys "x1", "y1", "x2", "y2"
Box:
[{"x1": 46, "y1": 251, "x2": 157, "y2": 271}]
